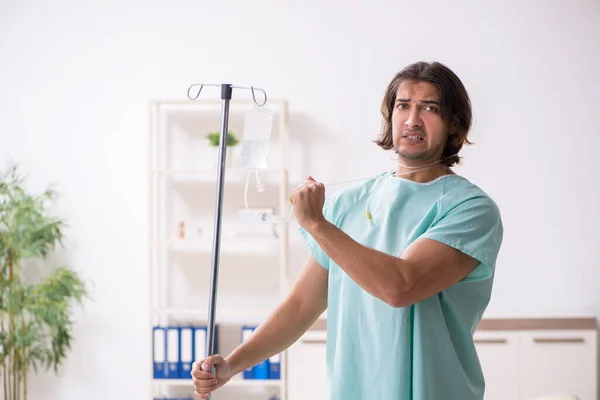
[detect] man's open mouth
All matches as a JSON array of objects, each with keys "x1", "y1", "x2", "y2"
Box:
[{"x1": 403, "y1": 134, "x2": 425, "y2": 141}]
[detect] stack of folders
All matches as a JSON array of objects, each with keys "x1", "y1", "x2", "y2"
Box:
[
  {"x1": 153, "y1": 325, "x2": 219, "y2": 380},
  {"x1": 241, "y1": 325, "x2": 280, "y2": 380}
]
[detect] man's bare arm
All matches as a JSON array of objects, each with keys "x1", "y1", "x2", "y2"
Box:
[
  {"x1": 304, "y1": 220, "x2": 479, "y2": 307},
  {"x1": 225, "y1": 255, "x2": 328, "y2": 375}
]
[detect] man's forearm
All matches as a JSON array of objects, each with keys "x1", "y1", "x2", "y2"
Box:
[
  {"x1": 225, "y1": 297, "x2": 320, "y2": 376},
  {"x1": 305, "y1": 220, "x2": 404, "y2": 305}
]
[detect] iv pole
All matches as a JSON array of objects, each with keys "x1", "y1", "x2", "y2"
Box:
[{"x1": 186, "y1": 83, "x2": 267, "y2": 395}]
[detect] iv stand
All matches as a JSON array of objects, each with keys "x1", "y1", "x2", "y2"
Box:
[{"x1": 186, "y1": 82, "x2": 267, "y2": 396}]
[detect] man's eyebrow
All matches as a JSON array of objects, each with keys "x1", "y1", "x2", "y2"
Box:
[{"x1": 396, "y1": 98, "x2": 440, "y2": 105}]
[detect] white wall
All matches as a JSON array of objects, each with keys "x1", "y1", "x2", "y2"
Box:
[{"x1": 1, "y1": 0, "x2": 599, "y2": 399}]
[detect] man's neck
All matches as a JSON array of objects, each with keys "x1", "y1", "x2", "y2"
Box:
[{"x1": 393, "y1": 163, "x2": 454, "y2": 183}]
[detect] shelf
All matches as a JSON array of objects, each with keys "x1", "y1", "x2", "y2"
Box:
[
  {"x1": 153, "y1": 169, "x2": 285, "y2": 185},
  {"x1": 153, "y1": 378, "x2": 283, "y2": 388},
  {"x1": 150, "y1": 98, "x2": 291, "y2": 400},
  {"x1": 154, "y1": 307, "x2": 278, "y2": 322},
  {"x1": 157, "y1": 237, "x2": 279, "y2": 255}
]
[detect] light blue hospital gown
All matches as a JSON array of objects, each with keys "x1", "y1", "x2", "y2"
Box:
[{"x1": 299, "y1": 170, "x2": 504, "y2": 400}]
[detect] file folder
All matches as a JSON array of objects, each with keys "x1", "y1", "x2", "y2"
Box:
[
  {"x1": 193, "y1": 326, "x2": 207, "y2": 365},
  {"x1": 240, "y1": 325, "x2": 270, "y2": 379},
  {"x1": 241, "y1": 326, "x2": 254, "y2": 379},
  {"x1": 153, "y1": 326, "x2": 166, "y2": 379},
  {"x1": 153, "y1": 324, "x2": 220, "y2": 381},
  {"x1": 269, "y1": 353, "x2": 281, "y2": 379},
  {"x1": 192, "y1": 325, "x2": 220, "y2": 374},
  {"x1": 253, "y1": 358, "x2": 269, "y2": 379},
  {"x1": 166, "y1": 326, "x2": 180, "y2": 378},
  {"x1": 179, "y1": 326, "x2": 193, "y2": 379}
]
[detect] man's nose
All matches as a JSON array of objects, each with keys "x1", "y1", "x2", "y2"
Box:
[{"x1": 405, "y1": 108, "x2": 422, "y2": 129}]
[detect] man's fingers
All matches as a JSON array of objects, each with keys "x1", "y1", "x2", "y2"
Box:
[
  {"x1": 201, "y1": 355, "x2": 218, "y2": 370},
  {"x1": 191, "y1": 368, "x2": 214, "y2": 379},
  {"x1": 289, "y1": 176, "x2": 325, "y2": 205},
  {"x1": 192, "y1": 360, "x2": 211, "y2": 376},
  {"x1": 201, "y1": 360, "x2": 212, "y2": 372},
  {"x1": 194, "y1": 378, "x2": 219, "y2": 392}
]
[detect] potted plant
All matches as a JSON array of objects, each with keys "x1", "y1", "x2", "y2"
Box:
[
  {"x1": 0, "y1": 162, "x2": 91, "y2": 400},
  {"x1": 205, "y1": 131, "x2": 239, "y2": 169}
]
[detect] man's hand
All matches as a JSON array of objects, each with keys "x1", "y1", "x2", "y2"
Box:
[
  {"x1": 191, "y1": 355, "x2": 232, "y2": 398},
  {"x1": 291, "y1": 176, "x2": 326, "y2": 230}
]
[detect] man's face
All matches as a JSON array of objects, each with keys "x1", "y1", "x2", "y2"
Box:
[{"x1": 392, "y1": 80, "x2": 448, "y2": 164}]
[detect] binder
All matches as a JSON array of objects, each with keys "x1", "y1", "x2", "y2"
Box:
[
  {"x1": 192, "y1": 325, "x2": 220, "y2": 374},
  {"x1": 179, "y1": 326, "x2": 193, "y2": 379},
  {"x1": 253, "y1": 357, "x2": 269, "y2": 379},
  {"x1": 193, "y1": 326, "x2": 207, "y2": 366},
  {"x1": 153, "y1": 326, "x2": 166, "y2": 379},
  {"x1": 268, "y1": 353, "x2": 281, "y2": 379},
  {"x1": 153, "y1": 324, "x2": 220, "y2": 381},
  {"x1": 240, "y1": 325, "x2": 270, "y2": 379},
  {"x1": 212, "y1": 324, "x2": 220, "y2": 356},
  {"x1": 166, "y1": 326, "x2": 180, "y2": 378},
  {"x1": 241, "y1": 326, "x2": 254, "y2": 379}
]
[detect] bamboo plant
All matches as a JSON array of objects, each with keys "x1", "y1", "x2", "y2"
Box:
[{"x1": 0, "y1": 162, "x2": 91, "y2": 400}]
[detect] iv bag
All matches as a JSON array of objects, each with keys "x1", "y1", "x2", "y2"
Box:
[{"x1": 238, "y1": 106, "x2": 274, "y2": 171}]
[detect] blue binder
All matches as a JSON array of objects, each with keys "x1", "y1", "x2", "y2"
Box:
[
  {"x1": 153, "y1": 324, "x2": 220, "y2": 381},
  {"x1": 192, "y1": 325, "x2": 219, "y2": 370},
  {"x1": 152, "y1": 326, "x2": 166, "y2": 379},
  {"x1": 269, "y1": 353, "x2": 281, "y2": 379},
  {"x1": 241, "y1": 326, "x2": 255, "y2": 379},
  {"x1": 240, "y1": 325, "x2": 270, "y2": 379},
  {"x1": 179, "y1": 326, "x2": 193, "y2": 379},
  {"x1": 253, "y1": 358, "x2": 269, "y2": 379},
  {"x1": 166, "y1": 326, "x2": 180, "y2": 378},
  {"x1": 210, "y1": 324, "x2": 220, "y2": 356},
  {"x1": 193, "y1": 326, "x2": 207, "y2": 372}
]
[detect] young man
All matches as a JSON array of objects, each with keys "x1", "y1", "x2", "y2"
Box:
[{"x1": 191, "y1": 61, "x2": 504, "y2": 400}]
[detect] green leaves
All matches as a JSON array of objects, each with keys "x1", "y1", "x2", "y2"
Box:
[
  {"x1": 205, "y1": 131, "x2": 239, "y2": 147},
  {"x1": 0, "y1": 161, "x2": 92, "y2": 400},
  {"x1": 0, "y1": 164, "x2": 64, "y2": 263}
]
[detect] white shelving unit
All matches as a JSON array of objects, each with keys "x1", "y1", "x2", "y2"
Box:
[{"x1": 148, "y1": 97, "x2": 292, "y2": 400}]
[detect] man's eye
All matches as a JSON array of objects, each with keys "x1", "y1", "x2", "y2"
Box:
[
  {"x1": 424, "y1": 106, "x2": 438, "y2": 112},
  {"x1": 397, "y1": 103, "x2": 407, "y2": 109}
]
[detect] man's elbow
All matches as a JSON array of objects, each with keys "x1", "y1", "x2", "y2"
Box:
[
  {"x1": 382, "y1": 288, "x2": 415, "y2": 308},
  {"x1": 384, "y1": 294, "x2": 413, "y2": 308}
]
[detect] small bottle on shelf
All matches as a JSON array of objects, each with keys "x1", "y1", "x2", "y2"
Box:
[{"x1": 175, "y1": 221, "x2": 185, "y2": 240}]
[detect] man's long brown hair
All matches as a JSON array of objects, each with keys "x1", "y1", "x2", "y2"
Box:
[{"x1": 374, "y1": 61, "x2": 473, "y2": 166}]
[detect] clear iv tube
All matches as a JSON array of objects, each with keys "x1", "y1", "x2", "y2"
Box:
[
  {"x1": 244, "y1": 169, "x2": 265, "y2": 210},
  {"x1": 246, "y1": 153, "x2": 459, "y2": 224}
]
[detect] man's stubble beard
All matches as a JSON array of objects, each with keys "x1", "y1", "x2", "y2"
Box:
[{"x1": 395, "y1": 140, "x2": 445, "y2": 163}]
